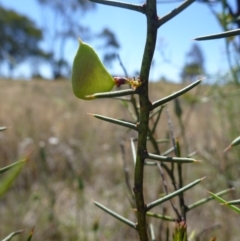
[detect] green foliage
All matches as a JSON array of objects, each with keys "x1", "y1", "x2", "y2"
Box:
[
  {"x1": 71, "y1": 1, "x2": 221, "y2": 240},
  {"x1": 1, "y1": 0, "x2": 240, "y2": 240},
  {"x1": 70, "y1": 0, "x2": 240, "y2": 240},
  {"x1": 180, "y1": 44, "x2": 205, "y2": 82},
  {"x1": 1, "y1": 230, "x2": 23, "y2": 241},
  {"x1": 209, "y1": 192, "x2": 240, "y2": 214},
  {"x1": 97, "y1": 28, "x2": 120, "y2": 67},
  {"x1": 0, "y1": 6, "x2": 49, "y2": 70},
  {"x1": 173, "y1": 221, "x2": 187, "y2": 241},
  {"x1": 198, "y1": 0, "x2": 240, "y2": 85},
  {"x1": 36, "y1": 0, "x2": 95, "y2": 79},
  {"x1": 0, "y1": 156, "x2": 27, "y2": 198}
]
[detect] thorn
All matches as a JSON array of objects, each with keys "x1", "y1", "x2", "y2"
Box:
[
  {"x1": 195, "y1": 159, "x2": 202, "y2": 163},
  {"x1": 201, "y1": 176, "x2": 206, "y2": 181},
  {"x1": 223, "y1": 145, "x2": 231, "y2": 153}
]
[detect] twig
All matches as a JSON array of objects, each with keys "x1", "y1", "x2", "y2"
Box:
[
  {"x1": 120, "y1": 141, "x2": 135, "y2": 202},
  {"x1": 157, "y1": 0, "x2": 196, "y2": 27},
  {"x1": 89, "y1": 0, "x2": 145, "y2": 13}
]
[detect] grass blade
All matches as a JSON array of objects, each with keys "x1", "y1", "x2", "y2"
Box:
[
  {"x1": 2, "y1": 230, "x2": 23, "y2": 241},
  {"x1": 209, "y1": 192, "x2": 240, "y2": 213},
  {"x1": 0, "y1": 160, "x2": 26, "y2": 174},
  {"x1": 25, "y1": 228, "x2": 34, "y2": 241},
  {"x1": 0, "y1": 158, "x2": 27, "y2": 198}
]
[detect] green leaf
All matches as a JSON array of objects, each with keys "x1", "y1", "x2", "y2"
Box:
[
  {"x1": 209, "y1": 192, "x2": 240, "y2": 213},
  {"x1": 72, "y1": 38, "x2": 115, "y2": 100},
  {"x1": 173, "y1": 221, "x2": 187, "y2": 241},
  {"x1": 0, "y1": 158, "x2": 27, "y2": 198},
  {"x1": 0, "y1": 160, "x2": 26, "y2": 174},
  {"x1": 2, "y1": 230, "x2": 23, "y2": 241},
  {"x1": 25, "y1": 228, "x2": 34, "y2": 241},
  {"x1": 0, "y1": 126, "x2": 6, "y2": 131}
]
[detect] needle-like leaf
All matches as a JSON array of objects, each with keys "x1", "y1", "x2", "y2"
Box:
[
  {"x1": 89, "y1": 113, "x2": 138, "y2": 131},
  {"x1": 225, "y1": 199, "x2": 240, "y2": 205},
  {"x1": 131, "y1": 138, "x2": 136, "y2": 165},
  {"x1": 195, "y1": 29, "x2": 240, "y2": 41},
  {"x1": 224, "y1": 136, "x2": 240, "y2": 152},
  {"x1": 149, "y1": 224, "x2": 156, "y2": 241},
  {"x1": 0, "y1": 126, "x2": 6, "y2": 131},
  {"x1": 152, "y1": 79, "x2": 202, "y2": 109},
  {"x1": 157, "y1": 0, "x2": 196, "y2": 27},
  {"x1": 86, "y1": 89, "x2": 136, "y2": 99},
  {"x1": 89, "y1": 0, "x2": 144, "y2": 13},
  {"x1": 187, "y1": 188, "x2": 234, "y2": 211},
  {"x1": 147, "y1": 153, "x2": 198, "y2": 163},
  {"x1": 0, "y1": 159, "x2": 26, "y2": 174},
  {"x1": 147, "y1": 212, "x2": 175, "y2": 221},
  {"x1": 147, "y1": 177, "x2": 205, "y2": 211},
  {"x1": 2, "y1": 230, "x2": 23, "y2": 241},
  {"x1": 209, "y1": 191, "x2": 240, "y2": 213},
  {"x1": 94, "y1": 201, "x2": 136, "y2": 229}
]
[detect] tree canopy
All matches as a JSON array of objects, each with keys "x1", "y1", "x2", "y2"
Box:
[
  {"x1": 0, "y1": 6, "x2": 48, "y2": 75},
  {"x1": 180, "y1": 44, "x2": 205, "y2": 82}
]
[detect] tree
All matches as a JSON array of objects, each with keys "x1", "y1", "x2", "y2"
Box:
[
  {"x1": 97, "y1": 28, "x2": 120, "y2": 67},
  {"x1": 180, "y1": 43, "x2": 205, "y2": 82},
  {"x1": 0, "y1": 6, "x2": 48, "y2": 77},
  {"x1": 36, "y1": 0, "x2": 95, "y2": 79}
]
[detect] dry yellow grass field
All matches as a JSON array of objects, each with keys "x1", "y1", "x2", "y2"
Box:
[{"x1": 0, "y1": 79, "x2": 240, "y2": 241}]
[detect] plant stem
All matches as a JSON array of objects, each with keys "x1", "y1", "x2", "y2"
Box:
[{"x1": 134, "y1": 1, "x2": 158, "y2": 240}]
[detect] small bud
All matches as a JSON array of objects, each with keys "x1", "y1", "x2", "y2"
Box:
[
  {"x1": 113, "y1": 77, "x2": 129, "y2": 87},
  {"x1": 173, "y1": 221, "x2": 187, "y2": 241}
]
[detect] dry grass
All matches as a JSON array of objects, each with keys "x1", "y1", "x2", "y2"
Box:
[{"x1": 0, "y1": 79, "x2": 240, "y2": 241}]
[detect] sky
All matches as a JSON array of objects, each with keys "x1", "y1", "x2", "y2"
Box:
[{"x1": 0, "y1": 0, "x2": 235, "y2": 82}]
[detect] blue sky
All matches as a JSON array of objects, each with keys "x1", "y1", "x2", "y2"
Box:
[{"x1": 0, "y1": 0, "x2": 233, "y2": 81}]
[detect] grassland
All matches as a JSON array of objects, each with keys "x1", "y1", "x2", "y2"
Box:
[{"x1": 0, "y1": 79, "x2": 240, "y2": 241}]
